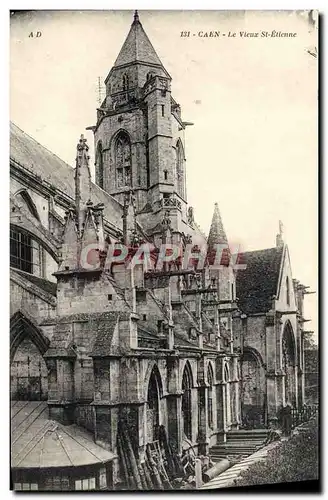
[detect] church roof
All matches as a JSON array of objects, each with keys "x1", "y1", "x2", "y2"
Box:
[
  {"x1": 236, "y1": 246, "x2": 284, "y2": 314},
  {"x1": 113, "y1": 11, "x2": 165, "y2": 69},
  {"x1": 208, "y1": 202, "x2": 228, "y2": 246},
  {"x1": 10, "y1": 122, "x2": 123, "y2": 232},
  {"x1": 91, "y1": 312, "x2": 120, "y2": 357},
  {"x1": 11, "y1": 401, "x2": 116, "y2": 469}
]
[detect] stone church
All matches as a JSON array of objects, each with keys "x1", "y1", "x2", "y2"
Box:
[{"x1": 10, "y1": 11, "x2": 312, "y2": 491}]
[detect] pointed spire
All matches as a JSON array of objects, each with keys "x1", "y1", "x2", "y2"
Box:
[
  {"x1": 208, "y1": 202, "x2": 228, "y2": 247},
  {"x1": 75, "y1": 134, "x2": 92, "y2": 234},
  {"x1": 113, "y1": 11, "x2": 164, "y2": 68}
]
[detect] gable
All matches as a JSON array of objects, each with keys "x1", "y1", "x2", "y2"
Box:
[{"x1": 275, "y1": 246, "x2": 297, "y2": 311}]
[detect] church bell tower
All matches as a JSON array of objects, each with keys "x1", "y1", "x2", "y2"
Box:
[{"x1": 90, "y1": 11, "x2": 189, "y2": 233}]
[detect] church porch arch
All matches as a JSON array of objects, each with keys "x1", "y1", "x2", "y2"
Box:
[
  {"x1": 10, "y1": 311, "x2": 49, "y2": 401},
  {"x1": 241, "y1": 347, "x2": 266, "y2": 427}
]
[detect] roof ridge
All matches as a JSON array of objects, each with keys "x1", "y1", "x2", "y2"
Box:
[
  {"x1": 238, "y1": 246, "x2": 284, "y2": 255},
  {"x1": 10, "y1": 122, "x2": 124, "y2": 213},
  {"x1": 10, "y1": 121, "x2": 75, "y2": 173}
]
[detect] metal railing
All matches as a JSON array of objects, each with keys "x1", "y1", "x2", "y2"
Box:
[{"x1": 291, "y1": 405, "x2": 318, "y2": 429}]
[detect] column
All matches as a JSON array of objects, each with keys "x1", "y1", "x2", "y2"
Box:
[
  {"x1": 166, "y1": 394, "x2": 182, "y2": 454},
  {"x1": 197, "y1": 384, "x2": 208, "y2": 455},
  {"x1": 216, "y1": 382, "x2": 227, "y2": 443},
  {"x1": 266, "y1": 371, "x2": 279, "y2": 427}
]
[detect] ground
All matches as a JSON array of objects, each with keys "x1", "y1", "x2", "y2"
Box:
[{"x1": 235, "y1": 417, "x2": 319, "y2": 487}]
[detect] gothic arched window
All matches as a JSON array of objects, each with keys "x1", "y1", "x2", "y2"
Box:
[
  {"x1": 282, "y1": 322, "x2": 296, "y2": 406},
  {"x1": 115, "y1": 132, "x2": 132, "y2": 188},
  {"x1": 11, "y1": 337, "x2": 48, "y2": 401},
  {"x1": 207, "y1": 364, "x2": 214, "y2": 429},
  {"x1": 182, "y1": 362, "x2": 193, "y2": 439},
  {"x1": 147, "y1": 365, "x2": 162, "y2": 442},
  {"x1": 176, "y1": 140, "x2": 185, "y2": 199},
  {"x1": 122, "y1": 73, "x2": 129, "y2": 91},
  {"x1": 95, "y1": 141, "x2": 104, "y2": 189},
  {"x1": 286, "y1": 276, "x2": 290, "y2": 306}
]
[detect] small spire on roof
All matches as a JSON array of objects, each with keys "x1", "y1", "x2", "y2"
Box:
[
  {"x1": 208, "y1": 202, "x2": 228, "y2": 247},
  {"x1": 75, "y1": 134, "x2": 92, "y2": 234}
]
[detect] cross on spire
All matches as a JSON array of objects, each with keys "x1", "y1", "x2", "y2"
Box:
[
  {"x1": 133, "y1": 10, "x2": 139, "y2": 23},
  {"x1": 77, "y1": 134, "x2": 89, "y2": 153}
]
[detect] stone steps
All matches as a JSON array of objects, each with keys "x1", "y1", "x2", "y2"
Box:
[{"x1": 209, "y1": 429, "x2": 269, "y2": 462}]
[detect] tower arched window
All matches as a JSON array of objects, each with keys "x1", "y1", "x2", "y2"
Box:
[
  {"x1": 115, "y1": 132, "x2": 132, "y2": 188},
  {"x1": 182, "y1": 362, "x2": 193, "y2": 439},
  {"x1": 286, "y1": 276, "x2": 290, "y2": 306},
  {"x1": 176, "y1": 140, "x2": 185, "y2": 199},
  {"x1": 122, "y1": 73, "x2": 129, "y2": 91},
  {"x1": 95, "y1": 141, "x2": 104, "y2": 189},
  {"x1": 146, "y1": 72, "x2": 154, "y2": 82},
  {"x1": 207, "y1": 364, "x2": 214, "y2": 429}
]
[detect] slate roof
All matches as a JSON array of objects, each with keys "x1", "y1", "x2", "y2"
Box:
[
  {"x1": 10, "y1": 122, "x2": 123, "y2": 231},
  {"x1": 236, "y1": 246, "x2": 284, "y2": 314},
  {"x1": 12, "y1": 268, "x2": 57, "y2": 297},
  {"x1": 11, "y1": 401, "x2": 115, "y2": 469},
  {"x1": 91, "y1": 312, "x2": 120, "y2": 356},
  {"x1": 114, "y1": 12, "x2": 165, "y2": 68}
]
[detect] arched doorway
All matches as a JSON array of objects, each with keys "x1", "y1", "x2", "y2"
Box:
[
  {"x1": 241, "y1": 349, "x2": 263, "y2": 427},
  {"x1": 282, "y1": 322, "x2": 297, "y2": 407},
  {"x1": 181, "y1": 362, "x2": 193, "y2": 440},
  {"x1": 10, "y1": 312, "x2": 49, "y2": 401},
  {"x1": 146, "y1": 365, "x2": 162, "y2": 442},
  {"x1": 11, "y1": 338, "x2": 48, "y2": 401}
]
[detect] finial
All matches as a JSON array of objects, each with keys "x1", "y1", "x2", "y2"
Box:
[
  {"x1": 133, "y1": 10, "x2": 140, "y2": 23},
  {"x1": 276, "y1": 220, "x2": 284, "y2": 248},
  {"x1": 77, "y1": 134, "x2": 89, "y2": 154}
]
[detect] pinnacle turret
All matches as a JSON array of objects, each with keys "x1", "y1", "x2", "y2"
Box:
[{"x1": 208, "y1": 202, "x2": 228, "y2": 247}]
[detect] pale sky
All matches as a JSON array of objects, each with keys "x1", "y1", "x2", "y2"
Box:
[{"x1": 10, "y1": 10, "x2": 318, "y2": 340}]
